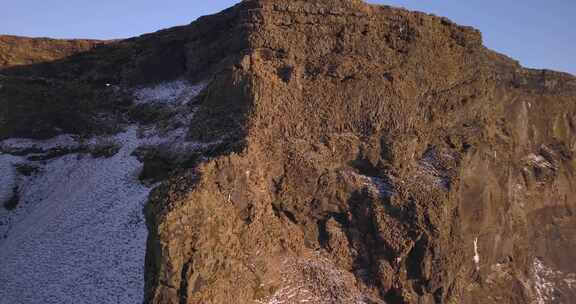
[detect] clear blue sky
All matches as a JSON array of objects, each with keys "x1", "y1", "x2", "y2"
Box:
[{"x1": 1, "y1": 1, "x2": 574, "y2": 75}]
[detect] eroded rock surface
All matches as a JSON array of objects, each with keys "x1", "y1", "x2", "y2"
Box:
[
  {"x1": 142, "y1": 1, "x2": 576, "y2": 303},
  {"x1": 0, "y1": 1, "x2": 575, "y2": 304}
]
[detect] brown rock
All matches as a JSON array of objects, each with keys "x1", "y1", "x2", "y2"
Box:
[{"x1": 143, "y1": 1, "x2": 576, "y2": 303}]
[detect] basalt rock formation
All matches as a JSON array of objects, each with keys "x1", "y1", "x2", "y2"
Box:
[{"x1": 1, "y1": 1, "x2": 575, "y2": 304}]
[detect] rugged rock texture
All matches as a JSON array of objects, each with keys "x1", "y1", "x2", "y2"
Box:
[
  {"x1": 142, "y1": 1, "x2": 576, "y2": 303},
  {"x1": 1, "y1": 0, "x2": 575, "y2": 303}
]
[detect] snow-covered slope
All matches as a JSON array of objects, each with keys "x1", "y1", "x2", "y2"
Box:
[
  {"x1": 133, "y1": 80, "x2": 205, "y2": 106},
  {"x1": 0, "y1": 80, "x2": 205, "y2": 304}
]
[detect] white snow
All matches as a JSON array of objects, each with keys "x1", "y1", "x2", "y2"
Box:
[
  {"x1": 532, "y1": 258, "x2": 576, "y2": 304},
  {"x1": 525, "y1": 153, "x2": 555, "y2": 170},
  {"x1": 0, "y1": 124, "x2": 210, "y2": 304},
  {"x1": 133, "y1": 79, "x2": 206, "y2": 105},
  {"x1": 0, "y1": 134, "x2": 79, "y2": 152},
  {"x1": 417, "y1": 149, "x2": 451, "y2": 190},
  {"x1": 257, "y1": 285, "x2": 315, "y2": 304},
  {"x1": 344, "y1": 171, "x2": 394, "y2": 198},
  {"x1": 256, "y1": 255, "x2": 368, "y2": 304},
  {"x1": 473, "y1": 237, "x2": 480, "y2": 271},
  {"x1": 0, "y1": 79, "x2": 208, "y2": 304},
  {"x1": 0, "y1": 128, "x2": 150, "y2": 304},
  {"x1": 534, "y1": 258, "x2": 556, "y2": 304}
]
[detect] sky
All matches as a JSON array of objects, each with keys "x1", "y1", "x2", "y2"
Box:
[{"x1": 1, "y1": 1, "x2": 574, "y2": 75}]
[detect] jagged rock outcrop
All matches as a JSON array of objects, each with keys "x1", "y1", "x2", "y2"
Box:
[{"x1": 1, "y1": 1, "x2": 575, "y2": 304}]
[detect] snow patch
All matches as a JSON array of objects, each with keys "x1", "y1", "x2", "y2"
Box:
[
  {"x1": 0, "y1": 78, "x2": 211, "y2": 303},
  {"x1": 257, "y1": 285, "x2": 316, "y2": 304},
  {"x1": 0, "y1": 128, "x2": 151, "y2": 304},
  {"x1": 534, "y1": 258, "x2": 557, "y2": 304},
  {"x1": 0, "y1": 126, "x2": 213, "y2": 304},
  {"x1": 344, "y1": 171, "x2": 394, "y2": 198},
  {"x1": 0, "y1": 124, "x2": 209, "y2": 304},
  {"x1": 417, "y1": 149, "x2": 452, "y2": 190},
  {"x1": 525, "y1": 153, "x2": 555, "y2": 170},
  {"x1": 533, "y1": 258, "x2": 576, "y2": 304},
  {"x1": 133, "y1": 80, "x2": 206, "y2": 105},
  {"x1": 473, "y1": 237, "x2": 480, "y2": 271},
  {"x1": 256, "y1": 255, "x2": 368, "y2": 304}
]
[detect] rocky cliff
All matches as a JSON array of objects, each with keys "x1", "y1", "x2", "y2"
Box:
[{"x1": 1, "y1": 1, "x2": 575, "y2": 304}]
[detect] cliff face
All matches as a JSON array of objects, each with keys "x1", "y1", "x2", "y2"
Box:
[
  {"x1": 143, "y1": 1, "x2": 576, "y2": 303},
  {"x1": 1, "y1": 1, "x2": 575, "y2": 304}
]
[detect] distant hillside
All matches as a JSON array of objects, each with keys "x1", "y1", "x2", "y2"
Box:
[{"x1": 0, "y1": 35, "x2": 108, "y2": 68}]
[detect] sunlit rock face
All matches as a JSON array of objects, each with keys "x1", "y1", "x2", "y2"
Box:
[{"x1": 1, "y1": 1, "x2": 576, "y2": 304}]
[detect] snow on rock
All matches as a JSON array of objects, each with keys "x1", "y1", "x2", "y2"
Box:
[
  {"x1": 534, "y1": 258, "x2": 558, "y2": 304},
  {"x1": 533, "y1": 258, "x2": 576, "y2": 304},
  {"x1": 473, "y1": 237, "x2": 480, "y2": 271},
  {"x1": 133, "y1": 79, "x2": 206, "y2": 105},
  {"x1": 256, "y1": 255, "x2": 368, "y2": 304},
  {"x1": 342, "y1": 171, "x2": 394, "y2": 198},
  {"x1": 0, "y1": 153, "x2": 25, "y2": 238},
  {"x1": 0, "y1": 125, "x2": 208, "y2": 304},
  {"x1": 416, "y1": 148, "x2": 453, "y2": 190},
  {"x1": 0, "y1": 134, "x2": 79, "y2": 152}
]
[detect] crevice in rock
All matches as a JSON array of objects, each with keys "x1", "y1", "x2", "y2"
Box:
[{"x1": 178, "y1": 259, "x2": 193, "y2": 304}]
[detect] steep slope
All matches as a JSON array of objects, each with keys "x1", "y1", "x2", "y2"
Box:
[
  {"x1": 0, "y1": 78, "x2": 212, "y2": 303},
  {"x1": 0, "y1": 1, "x2": 575, "y2": 304}
]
